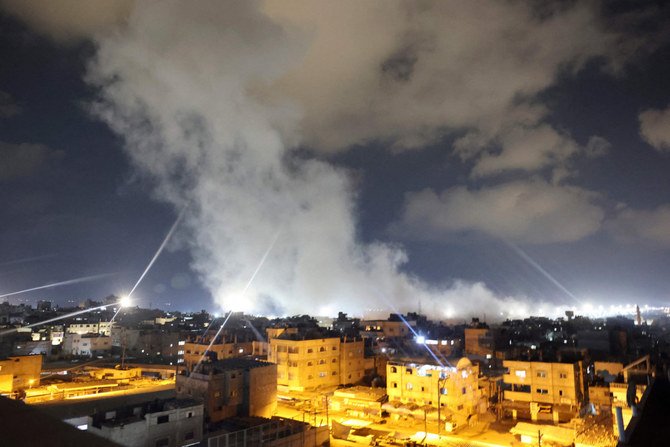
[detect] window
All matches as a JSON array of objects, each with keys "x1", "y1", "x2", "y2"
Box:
[
  {"x1": 406, "y1": 368, "x2": 413, "y2": 375},
  {"x1": 277, "y1": 346, "x2": 287, "y2": 353},
  {"x1": 307, "y1": 348, "x2": 313, "y2": 353},
  {"x1": 559, "y1": 372, "x2": 568, "y2": 379},
  {"x1": 319, "y1": 372, "x2": 327, "y2": 378},
  {"x1": 157, "y1": 415, "x2": 169, "y2": 424},
  {"x1": 320, "y1": 347, "x2": 326, "y2": 352},
  {"x1": 391, "y1": 366, "x2": 397, "y2": 373},
  {"x1": 559, "y1": 390, "x2": 564, "y2": 396},
  {"x1": 536, "y1": 371, "x2": 547, "y2": 378},
  {"x1": 332, "y1": 346, "x2": 337, "y2": 350},
  {"x1": 536, "y1": 388, "x2": 549, "y2": 395},
  {"x1": 319, "y1": 359, "x2": 326, "y2": 365},
  {"x1": 187, "y1": 411, "x2": 193, "y2": 418},
  {"x1": 406, "y1": 383, "x2": 413, "y2": 390},
  {"x1": 308, "y1": 375, "x2": 313, "y2": 380},
  {"x1": 515, "y1": 370, "x2": 526, "y2": 379},
  {"x1": 457, "y1": 404, "x2": 463, "y2": 411},
  {"x1": 421, "y1": 387, "x2": 425, "y2": 392},
  {"x1": 332, "y1": 358, "x2": 337, "y2": 363},
  {"x1": 307, "y1": 361, "x2": 313, "y2": 366},
  {"x1": 288, "y1": 347, "x2": 299, "y2": 354},
  {"x1": 392, "y1": 382, "x2": 398, "y2": 388},
  {"x1": 332, "y1": 371, "x2": 337, "y2": 375},
  {"x1": 462, "y1": 387, "x2": 466, "y2": 395}
]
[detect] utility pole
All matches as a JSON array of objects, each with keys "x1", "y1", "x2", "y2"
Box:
[{"x1": 538, "y1": 429, "x2": 542, "y2": 447}]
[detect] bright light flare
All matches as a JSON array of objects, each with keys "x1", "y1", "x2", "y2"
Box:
[{"x1": 119, "y1": 296, "x2": 132, "y2": 308}]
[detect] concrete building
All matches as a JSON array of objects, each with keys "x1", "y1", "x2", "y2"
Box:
[
  {"x1": 67, "y1": 321, "x2": 114, "y2": 336},
  {"x1": 87, "y1": 398, "x2": 203, "y2": 447},
  {"x1": 502, "y1": 360, "x2": 586, "y2": 422},
  {"x1": 182, "y1": 338, "x2": 255, "y2": 371},
  {"x1": 360, "y1": 314, "x2": 414, "y2": 339},
  {"x1": 176, "y1": 358, "x2": 277, "y2": 424},
  {"x1": 0, "y1": 354, "x2": 42, "y2": 393},
  {"x1": 464, "y1": 327, "x2": 495, "y2": 357},
  {"x1": 386, "y1": 358, "x2": 484, "y2": 429},
  {"x1": 206, "y1": 416, "x2": 329, "y2": 447},
  {"x1": 268, "y1": 331, "x2": 365, "y2": 391},
  {"x1": 63, "y1": 333, "x2": 112, "y2": 357}
]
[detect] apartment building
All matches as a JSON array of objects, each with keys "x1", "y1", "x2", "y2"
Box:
[
  {"x1": 268, "y1": 332, "x2": 365, "y2": 391},
  {"x1": 502, "y1": 360, "x2": 586, "y2": 422},
  {"x1": 63, "y1": 333, "x2": 112, "y2": 357},
  {"x1": 0, "y1": 354, "x2": 42, "y2": 393},
  {"x1": 464, "y1": 327, "x2": 495, "y2": 357},
  {"x1": 87, "y1": 398, "x2": 204, "y2": 447},
  {"x1": 181, "y1": 339, "x2": 255, "y2": 371},
  {"x1": 176, "y1": 358, "x2": 277, "y2": 424},
  {"x1": 386, "y1": 358, "x2": 484, "y2": 428},
  {"x1": 67, "y1": 321, "x2": 114, "y2": 336}
]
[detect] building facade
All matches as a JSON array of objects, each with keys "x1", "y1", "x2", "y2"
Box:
[
  {"x1": 386, "y1": 358, "x2": 484, "y2": 428},
  {"x1": 87, "y1": 398, "x2": 203, "y2": 447},
  {"x1": 502, "y1": 360, "x2": 586, "y2": 422},
  {"x1": 176, "y1": 358, "x2": 277, "y2": 424},
  {"x1": 0, "y1": 354, "x2": 42, "y2": 393},
  {"x1": 268, "y1": 333, "x2": 365, "y2": 391}
]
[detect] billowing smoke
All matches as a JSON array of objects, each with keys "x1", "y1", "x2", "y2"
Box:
[{"x1": 39, "y1": 0, "x2": 622, "y2": 318}]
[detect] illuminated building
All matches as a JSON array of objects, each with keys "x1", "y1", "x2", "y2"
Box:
[
  {"x1": 176, "y1": 358, "x2": 277, "y2": 423},
  {"x1": 87, "y1": 398, "x2": 203, "y2": 447},
  {"x1": 63, "y1": 333, "x2": 112, "y2": 357},
  {"x1": 67, "y1": 321, "x2": 114, "y2": 336},
  {"x1": 181, "y1": 338, "x2": 255, "y2": 371},
  {"x1": 268, "y1": 331, "x2": 365, "y2": 391},
  {"x1": 386, "y1": 358, "x2": 484, "y2": 430},
  {"x1": 502, "y1": 360, "x2": 586, "y2": 422},
  {"x1": 464, "y1": 326, "x2": 494, "y2": 357},
  {"x1": 360, "y1": 314, "x2": 414, "y2": 339},
  {"x1": 0, "y1": 354, "x2": 42, "y2": 393}
]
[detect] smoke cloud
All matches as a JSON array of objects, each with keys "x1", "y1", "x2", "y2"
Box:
[{"x1": 1, "y1": 0, "x2": 629, "y2": 317}]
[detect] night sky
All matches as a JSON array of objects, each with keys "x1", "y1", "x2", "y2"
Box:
[{"x1": 1, "y1": 1, "x2": 670, "y2": 318}]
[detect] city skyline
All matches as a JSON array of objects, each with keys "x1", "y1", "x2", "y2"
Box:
[{"x1": 1, "y1": 2, "x2": 670, "y2": 317}]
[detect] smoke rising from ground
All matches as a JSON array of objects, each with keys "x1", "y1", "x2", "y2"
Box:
[{"x1": 58, "y1": 0, "x2": 638, "y2": 318}]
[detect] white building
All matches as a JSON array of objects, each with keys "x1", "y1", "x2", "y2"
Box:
[{"x1": 87, "y1": 398, "x2": 203, "y2": 447}]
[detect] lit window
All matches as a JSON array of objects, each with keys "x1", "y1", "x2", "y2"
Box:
[
  {"x1": 406, "y1": 383, "x2": 413, "y2": 390},
  {"x1": 515, "y1": 370, "x2": 526, "y2": 378}
]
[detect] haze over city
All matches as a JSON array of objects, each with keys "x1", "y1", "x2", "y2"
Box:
[{"x1": 2, "y1": 1, "x2": 670, "y2": 319}]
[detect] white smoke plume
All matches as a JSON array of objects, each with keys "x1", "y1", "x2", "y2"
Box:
[{"x1": 49, "y1": 0, "x2": 624, "y2": 318}]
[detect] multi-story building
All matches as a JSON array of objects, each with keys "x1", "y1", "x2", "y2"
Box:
[
  {"x1": 464, "y1": 327, "x2": 495, "y2": 357},
  {"x1": 386, "y1": 358, "x2": 484, "y2": 429},
  {"x1": 268, "y1": 331, "x2": 365, "y2": 391},
  {"x1": 360, "y1": 314, "x2": 414, "y2": 340},
  {"x1": 67, "y1": 321, "x2": 114, "y2": 336},
  {"x1": 0, "y1": 354, "x2": 42, "y2": 393},
  {"x1": 182, "y1": 338, "x2": 255, "y2": 371},
  {"x1": 63, "y1": 333, "x2": 112, "y2": 357},
  {"x1": 176, "y1": 358, "x2": 277, "y2": 424},
  {"x1": 87, "y1": 398, "x2": 204, "y2": 447},
  {"x1": 502, "y1": 360, "x2": 586, "y2": 422}
]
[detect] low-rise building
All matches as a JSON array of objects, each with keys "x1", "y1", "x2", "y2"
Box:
[
  {"x1": 502, "y1": 360, "x2": 586, "y2": 422},
  {"x1": 177, "y1": 358, "x2": 277, "y2": 424},
  {"x1": 268, "y1": 331, "x2": 365, "y2": 391},
  {"x1": 0, "y1": 354, "x2": 42, "y2": 393},
  {"x1": 87, "y1": 398, "x2": 203, "y2": 447},
  {"x1": 67, "y1": 321, "x2": 114, "y2": 336},
  {"x1": 63, "y1": 333, "x2": 112, "y2": 357},
  {"x1": 386, "y1": 358, "x2": 484, "y2": 429}
]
